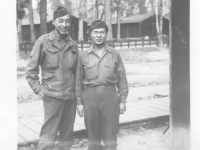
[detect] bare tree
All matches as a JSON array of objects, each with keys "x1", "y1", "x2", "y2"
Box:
[
  {"x1": 40, "y1": 0, "x2": 47, "y2": 35},
  {"x1": 158, "y1": 0, "x2": 164, "y2": 46},
  {"x1": 17, "y1": 0, "x2": 25, "y2": 43},
  {"x1": 98, "y1": 0, "x2": 105, "y2": 20},
  {"x1": 17, "y1": 0, "x2": 26, "y2": 60},
  {"x1": 155, "y1": 0, "x2": 163, "y2": 47},
  {"x1": 28, "y1": 0, "x2": 36, "y2": 42},
  {"x1": 168, "y1": 0, "x2": 171, "y2": 48},
  {"x1": 93, "y1": 0, "x2": 98, "y2": 19},
  {"x1": 64, "y1": 0, "x2": 72, "y2": 14},
  {"x1": 51, "y1": 0, "x2": 64, "y2": 10},
  {"x1": 78, "y1": 0, "x2": 86, "y2": 41},
  {"x1": 116, "y1": 0, "x2": 121, "y2": 40},
  {"x1": 105, "y1": 0, "x2": 113, "y2": 40}
]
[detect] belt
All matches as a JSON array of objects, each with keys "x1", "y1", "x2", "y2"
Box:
[{"x1": 86, "y1": 85, "x2": 115, "y2": 90}]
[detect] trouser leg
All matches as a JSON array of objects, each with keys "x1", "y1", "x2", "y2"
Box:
[
  {"x1": 100, "y1": 89, "x2": 120, "y2": 150},
  {"x1": 57, "y1": 101, "x2": 76, "y2": 150},
  {"x1": 38, "y1": 96, "x2": 76, "y2": 150},
  {"x1": 82, "y1": 89, "x2": 103, "y2": 150}
]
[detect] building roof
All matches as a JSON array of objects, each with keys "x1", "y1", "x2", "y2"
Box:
[
  {"x1": 87, "y1": 14, "x2": 155, "y2": 26},
  {"x1": 112, "y1": 13, "x2": 155, "y2": 24}
]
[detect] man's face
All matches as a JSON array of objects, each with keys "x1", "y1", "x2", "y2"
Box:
[
  {"x1": 52, "y1": 14, "x2": 70, "y2": 35},
  {"x1": 90, "y1": 28, "x2": 107, "y2": 45}
]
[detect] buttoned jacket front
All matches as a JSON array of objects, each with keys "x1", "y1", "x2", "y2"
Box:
[
  {"x1": 26, "y1": 31, "x2": 79, "y2": 100},
  {"x1": 76, "y1": 44, "x2": 129, "y2": 105}
]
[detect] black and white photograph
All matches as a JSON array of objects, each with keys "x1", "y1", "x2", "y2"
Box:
[{"x1": 1, "y1": 0, "x2": 199, "y2": 150}]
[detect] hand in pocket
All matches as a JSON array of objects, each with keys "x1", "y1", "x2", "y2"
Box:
[{"x1": 38, "y1": 91, "x2": 44, "y2": 99}]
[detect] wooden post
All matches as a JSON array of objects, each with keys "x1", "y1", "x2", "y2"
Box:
[
  {"x1": 128, "y1": 39, "x2": 129, "y2": 48},
  {"x1": 81, "y1": 40, "x2": 83, "y2": 51},
  {"x1": 171, "y1": 0, "x2": 190, "y2": 149},
  {"x1": 25, "y1": 43, "x2": 27, "y2": 54},
  {"x1": 135, "y1": 40, "x2": 137, "y2": 47},
  {"x1": 142, "y1": 37, "x2": 144, "y2": 47},
  {"x1": 156, "y1": 37, "x2": 158, "y2": 46},
  {"x1": 149, "y1": 38, "x2": 151, "y2": 47}
]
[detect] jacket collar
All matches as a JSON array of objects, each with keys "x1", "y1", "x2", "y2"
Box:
[
  {"x1": 48, "y1": 31, "x2": 73, "y2": 41},
  {"x1": 87, "y1": 43, "x2": 113, "y2": 54},
  {"x1": 48, "y1": 31, "x2": 75, "y2": 52}
]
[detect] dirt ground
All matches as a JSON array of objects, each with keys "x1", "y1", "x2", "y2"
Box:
[{"x1": 17, "y1": 47, "x2": 170, "y2": 150}]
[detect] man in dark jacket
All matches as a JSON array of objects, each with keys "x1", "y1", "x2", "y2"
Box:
[
  {"x1": 26, "y1": 6, "x2": 78, "y2": 150},
  {"x1": 76, "y1": 20, "x2": 129, "y2": 150}
]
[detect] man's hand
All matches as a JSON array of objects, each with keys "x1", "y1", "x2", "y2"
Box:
[
  {"x1": 77, "y1": 105, "x2": 84, "y2": 117},
  {"x1": 119, "y1": 102, "x2": 126, "y2": 114},
  {"x1": 38, "y1": 91, "x2": 44, "y2": 99}
]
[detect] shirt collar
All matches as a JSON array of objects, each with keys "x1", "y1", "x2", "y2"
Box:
[
  {"x1": 54, "y1": 30, "x2": 69, "y2": 41},
  {"x1": 48, "y1": 31, "x2": 72, "y2": 42},
  {"x1": 87, "y1": 43, "x2": 113, "y2": 54}
]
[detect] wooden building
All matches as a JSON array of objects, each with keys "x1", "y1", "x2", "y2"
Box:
[
  {"x1": 21, "y1": 13, "x2": 88, "y2": 42},
  {"x1": 112, "y1": 14, "x2": 169, "y2": 39}
]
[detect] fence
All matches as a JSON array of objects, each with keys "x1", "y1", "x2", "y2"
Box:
[
  {"x1": 19, "y1": 37, "x2": 169, "y2": 53},
  {"x1": 78, "y1": 38, "x2": 159, "y2": 51}
]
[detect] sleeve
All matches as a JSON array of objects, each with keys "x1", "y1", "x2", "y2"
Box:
[
  {"x1": 25, "y1": 40, "x2": 43, "y2": 94},
  {"x1": 116, "y1": 51, "x2": 129, "y2": 103},
  {"x1": 75, "y1": 52, "x2": 85, "y2": 105}
]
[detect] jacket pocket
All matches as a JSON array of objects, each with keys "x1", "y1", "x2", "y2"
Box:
[
  {"x1": 84, "y1": 62, "x2": 98, "y2": 80},
  {"x1": 41, "y1": 73, "x2": 56, "y2": 89},
  {"x1": 45, "y1": 48, "x2": 60, "y2": 69},
  {"x1": 42, "y1": 73, "x2": 55, "y2": 80},
  {"x1": 104, "y1": 62, "x2": 117, "y2": 81}
]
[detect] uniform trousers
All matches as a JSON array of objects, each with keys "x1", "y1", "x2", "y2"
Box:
[
  {"x1": 82, "y1": 86, "x2": 120, "y2": 150},
  {"x1": 38, "y1": 95, "x2": 76, "y2": 150}
]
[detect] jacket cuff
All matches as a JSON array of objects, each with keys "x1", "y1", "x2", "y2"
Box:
[
  {"x1": 76, "y1": 97, "x2": 83, "y2": 105},
  {"x1": 120, "y1": 95, "x2": 127, "y2": 103}
]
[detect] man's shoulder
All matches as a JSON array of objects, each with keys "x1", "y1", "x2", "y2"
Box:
[
  {"x1": 70, "y1": 40, "x2": 78, "y2": 47},
  {"x1": 106, "y1": 45, "x2": 119, "y2": 55},
  {"x1": 37, "y1": 33, "x2": 50, "y2": 42}
]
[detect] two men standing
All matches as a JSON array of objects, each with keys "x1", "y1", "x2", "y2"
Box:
[{"x1": 26, "y1": 6, "x2": 128, "y2": 150}]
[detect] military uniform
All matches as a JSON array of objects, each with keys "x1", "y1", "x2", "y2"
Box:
[
  {"x1": 26, "y1": 31, "x2": 78, "y2": 150},
  {"x1": 76, "y1": 44, "x2": 128, "y2": 150}
]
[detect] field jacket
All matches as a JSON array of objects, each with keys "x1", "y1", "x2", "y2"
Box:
[
  {"x1": 75, "y1": 44, "x2": 129, "y2": 105},
  {"x1": 25, "y1": 31, "x2": 79, "y2": 101}
]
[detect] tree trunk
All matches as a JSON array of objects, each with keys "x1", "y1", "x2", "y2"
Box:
[
  {"x1": 117, "y1": 1, "x2": 121, "y2": 40},
  {"x1": 64, "y1": 0, "x2": 72, "y2": 14},
  {"x1": 16, "y1": 23, "x2": 21, "y2": 61},
  {"x1": 17, "y1": 19, "x2": 23, "y2": 43},
  {"x1": 51, "y1": 0, "x2": 63, "y2": 10},
  {"x1": 40, "y1": 0, "x2": 47, "y2": 35},
  {"x1": 155, "y1": 0, "x2": 163, "y2": 47},
  {"x1": 78, "y1": 0, "x2": 86, "y2": 41},
  {"x1": 28, "y1": 0, "x2": 36, "y2": 42},
  {"x1": 158, "y1": 0, "x2": 163, "y2": 47},
  {"x1": 99, "y1": 3, "x2": 105, "y2": 20},
  {"x1": 93, "y1": 0, "x2": 98, "y2": 19},
  {"x1": 105, "y1": 0, "x2": 113, "y2": 40},
  {"x1": 169, "y1": 0, "x2": 172, "y2": 48}
]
